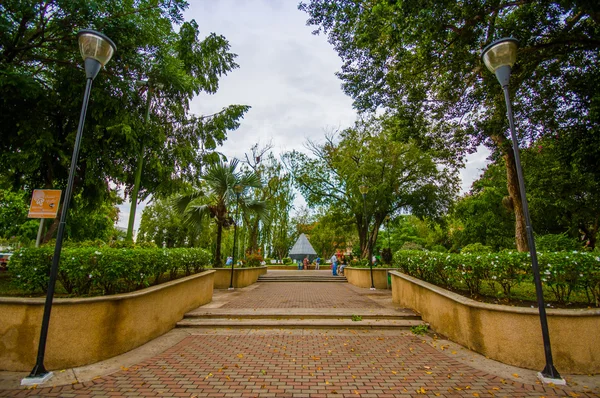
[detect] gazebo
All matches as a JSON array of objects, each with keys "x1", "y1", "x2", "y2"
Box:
[{"x1": 288, "y1": 233, "x2": 317, "y2": 262}]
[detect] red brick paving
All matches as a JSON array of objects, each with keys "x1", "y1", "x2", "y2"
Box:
[
  {"x1": 222, "y1": 282, "x2": 386, "y2": 309},
  {"x1": 1, "y1": 333, "x2": 595, "y2": 397}
]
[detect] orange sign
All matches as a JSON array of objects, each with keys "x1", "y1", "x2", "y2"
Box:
[{"x1": 28, "y1": 189, "x2": 62, "y2": 218}]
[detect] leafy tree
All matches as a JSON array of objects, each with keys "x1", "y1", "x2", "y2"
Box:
[
  {"x1": 299, "y1": 0, "x2": 600, "y2": 252},
  {"x1": 450, "y1": 163, "x2": 515, "y2": 251},
  {"x1": 283, "y1": 117, "x2": 457, "y2": 261},
  {"x1": 0, "y1": 1, "x2": 249, "y2": 242},
  {"x1": 137, "y1": 195, "x2": 213, "y2": 249},
  {"x1": 522, "y1": 137, "x2": 600, "y2": 249},
  {"x1": 173, "y1": 159, "x2": 266, "y2": 267},
  {"x1": 0, "y1": 189, "x2": 31, "y2": 240}
]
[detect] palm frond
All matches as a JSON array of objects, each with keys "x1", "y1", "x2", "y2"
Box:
[
  {"x1": 171, "y1": 190, "x2": 205, "y2": 216},
  {"x1": 183, "y1": 203, "x2": 211, "y2": 230}
]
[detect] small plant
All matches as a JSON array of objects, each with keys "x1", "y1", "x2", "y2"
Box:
[
  {"x1": 411, "y1": 324, "x2": 429, "y2": 335},
  {"x1": 351, "y1": 315, "x2": 362, "y2": 321}
]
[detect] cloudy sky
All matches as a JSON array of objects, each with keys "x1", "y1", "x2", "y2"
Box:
[{"x1": 116, "y1": 0, "x2": 490, "y2": 231}]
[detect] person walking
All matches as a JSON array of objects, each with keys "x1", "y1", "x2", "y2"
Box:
[
  {"x1": 315, "y1": 256, "x2": 321, "y2": 270},
  {"x1": 330, "y1": 253, "x2": 338, "y2": 276}
]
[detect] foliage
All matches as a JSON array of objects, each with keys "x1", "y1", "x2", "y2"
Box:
[
  {"x1": 429, "y1": 245, "x2": 448, "y2": 253},
  {"x1": 283, "y1": 116, "x2": 457, "y2": 261},
  {"x1": 394, "y1": 250, "x2": 600, "y2": 305},
  {"x1": 410, "y1": 324, "x2": 429, "y2": 336},
  {"x1": 299, "y1": 0, "x2": 600, "y2": 252},
  {"x1": 8, "y1": 246, "x2": 211, "y2": 296},
  {"x1": 173, "y1": 159, "x2": 266, "y2": 267},
  {"x1": 351, "y1": 315, "x2": 362, "y2": 322},
  {"x1": 380, "y1": 248, "x2": 393, "y2": 265},
  {"x1": 0, "y1": 1, "x2": 249, "y2": 243},
  {"x1": 522, "y1": 137, "x2": 600, "y2": 249},
  {"x1": 137, "y1": 195, "x2": 212, "y2": 248},
  {"x1": 450, "y1": 163, "x2": 515, "y2": 251},
  {"x1": 282, "y1": 257, "x2": 292, "y2": 265},
  {"x1": 535, "y1": 233, "x2": 583, "y2": 252},
  {"x1": 0, "y1": 189, "x2": 31, "y2": 240},
  {"x1": 461, "y1": 243, "x2": 493, "y2": 254},
  {"x1": 243, "y1": 253, "x2": 263, "y2": 267},
  {"x1": 400, "y1": 242, "x2": 424, "y2": 251}
]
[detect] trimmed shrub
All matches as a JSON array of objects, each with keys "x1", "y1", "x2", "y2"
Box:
[
  {"x1": 400, "y1": 242, "x2": 424, "y2": 251},
  {"x1": 393, "y1": 250, "x2": 600, "y2": 305},
  {"x1": 9, "y1": 247, "x2": 211, "y2": 296},
  {"x1": 282, "y1": 257, "x2": 292, "y2": 265},
  {"x1": 244, "y1": 253, "x2": 264, "y2": 267},
  {"x1": 535, "y1": 233, "x2": 582, "y2": 252},
  {"x1": 460, "y1": 243, "x2": 493, "y2": 254}
]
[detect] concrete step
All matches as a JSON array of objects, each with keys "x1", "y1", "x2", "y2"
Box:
[
  {"x1": 257, "y1": 276, "x2": 346, "y2": 282},
  {"x1": 177, "y1": 308, "x2": 424, "y2": 330},
  {"x1": 176, "y1": 318, "x2": 425, "y2": 330}
]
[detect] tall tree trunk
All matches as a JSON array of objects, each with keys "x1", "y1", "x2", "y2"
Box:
[
  {"x1": 214, "y1": 222, "x2": 223, "y2": 267},
  {"x1": 491, "y1": 133, "x2": 528, "y2": 252}
]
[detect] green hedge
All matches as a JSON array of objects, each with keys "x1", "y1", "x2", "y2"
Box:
[
  {"x1": 393, "y1": 250, "x2": 600, "y2": 305},
  {"x1": 9, "y1": 247, "x2": 211, "y2": 296}
]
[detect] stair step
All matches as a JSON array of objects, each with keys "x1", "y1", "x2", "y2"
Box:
[
  {"x1": 183, "y1": 308, "x2": 421, "y2": 320},
  {"x1": 176, "y1": 318, "x2": 425, "y2": 329},
  {"x1": 257, "y1": 277, "x2": 347, "y2": 282}
]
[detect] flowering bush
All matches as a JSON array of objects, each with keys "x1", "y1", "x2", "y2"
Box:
[
  {"x1": 9, "y1": 247, "x2": 211, "y2": 296},
  {"x1": 393, "y1": 250, "x2": 600, "y2": 305},
  {"x1": 243, "y1": 253, "x2": 263, "y2": 267}
]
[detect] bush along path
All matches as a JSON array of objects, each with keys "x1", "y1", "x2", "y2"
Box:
[
  {"x1": 8, "y1": 246, "x2": 211, "y2": 296},
  {"x1": 393, "y1": 250, "x2": 600, "y2": 307}
]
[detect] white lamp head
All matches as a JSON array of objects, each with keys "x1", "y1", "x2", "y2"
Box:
[
  {"x1": 77, "y1": 29, "x2": 116, "y2": 79},
  {"x1": 481, "y1": 38, "x2": 518, "y2": 87}
]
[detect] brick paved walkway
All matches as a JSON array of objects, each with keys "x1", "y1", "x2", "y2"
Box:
[
  {"x1": 222, "y1": 282, "x2": 386, "y2": 309},
  {"x1": 1, "y1": 276, "x2": 598, "y2": 397},
  {"x1": 2, "y1": 331, "x2": 595, "y2": 397}
]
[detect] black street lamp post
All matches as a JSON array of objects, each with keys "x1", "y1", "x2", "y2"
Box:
[
  {"x1": 23, "y1": 30, "x2": 116, "y2": 385},
  {"x1": 359, "y1": 185, "x2": 375, "y2": 290},
  {"x1": 481, "y1": 37, "x2": 564, "y2": 384},
  {"x1": 229, "y1": 184, "x2": 243, "y2": 290}
]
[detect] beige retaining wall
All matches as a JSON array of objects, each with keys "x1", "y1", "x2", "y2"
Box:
[
  {"x1": 212, "y1": 266, "x2": 267, "y2": 289},
  {"x1": 0, "y1": 270, "x2": 214, "y2": 372},
  {"x1": 345, "y1": 267, "x2": 390, "y2": 289},
  {"x1": 390, "y1": 271, "x2": 600, "y2": 374}
]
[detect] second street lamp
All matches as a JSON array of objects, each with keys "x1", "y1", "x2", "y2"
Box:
[
  {"x1": 359, "y1": 185, "x2": 375, "y2": 290},
  {"x1": 481, "y1": 37, "x2": 564, "y2": 384},
  {"x1": 229, "y1": 184, "x2": 243, "y2": 290},
  {"x1": 23, "y1": 29, "x2": 116, "y2": 385}
]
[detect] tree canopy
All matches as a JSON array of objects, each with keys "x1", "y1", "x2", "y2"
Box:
[
  {"x1": 283, "y1": 116, "x2": 458, "y2": 259},
  {"x1": 0, "y1": 0, "x2": 249, "y2": 241},
  {"x1": 299, "y1": 0, "x2": 600, "y2": 251}
]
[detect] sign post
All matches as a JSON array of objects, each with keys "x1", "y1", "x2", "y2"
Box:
[{"x1": 28, "y1": 190, "x2": 62, "y2": 247}]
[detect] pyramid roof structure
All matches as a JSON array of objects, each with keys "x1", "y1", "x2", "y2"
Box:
[{"x1": 288, "y1": 233, "x2": 317, "y2": 261}]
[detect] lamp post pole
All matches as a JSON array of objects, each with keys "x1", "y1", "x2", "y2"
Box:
[
  {"x1": 229, "y1": 185, "x2": 243, "y2": 290},
  {"x1": 359, "y1": 185, "x2": 375, "y2": 290},
  {"x1": 481, "y1": 37, "x2": 563, "y2": 384},
  {"x1": 23, "y1": 30, "x2": 116, "y2": 385}
]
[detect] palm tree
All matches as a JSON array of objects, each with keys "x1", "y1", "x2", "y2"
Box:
[{"x1": 173, "y1": 159, "x2": 266, "y2": 267}]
